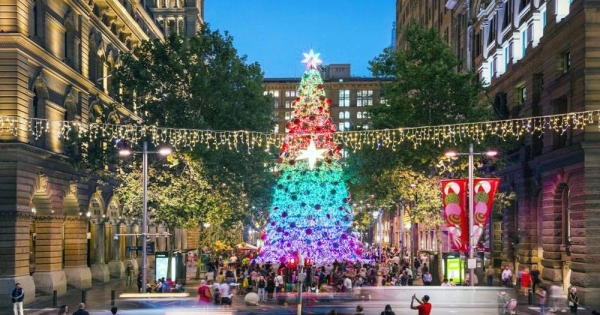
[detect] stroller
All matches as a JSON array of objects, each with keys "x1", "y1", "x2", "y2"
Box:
[{"x1": 498, "y1": 291, "x2": 518, "y2": 315}]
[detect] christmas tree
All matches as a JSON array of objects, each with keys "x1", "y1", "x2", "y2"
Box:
[{"x1": 259, "y1": 50, "x2": 361, "y2": 265}]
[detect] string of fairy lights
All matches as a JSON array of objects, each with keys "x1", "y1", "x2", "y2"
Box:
[{"x1": 0, "y1": 109, "x2": 597, "y2": 151}]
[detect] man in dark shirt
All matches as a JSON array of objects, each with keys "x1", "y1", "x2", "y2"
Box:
[
  {"x1": 531, "y1": 264, "x2": 541, "y2": 293},
  {"x1": 73, "y1": 302, "x2": 90, "y2": 315},
  {"x1": 11, "y1": 282, "x2": 24, "y2": 315}
]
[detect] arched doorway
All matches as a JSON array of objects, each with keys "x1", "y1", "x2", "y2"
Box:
[
  {"x1": 89, "y1": 192, "x2": 110, "y2": 283},
  {"x1": 557, "y1": 183, "x2": 572, "y2": 293}
]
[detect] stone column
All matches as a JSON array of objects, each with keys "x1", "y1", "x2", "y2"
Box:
[
  {"x1": 90, "y1": 220, "x2": 109, "y2": 282},
  {"x1": 108, "y1": 221, "x2": 124, "y2": 279},
  {"x1": 0, "y1": 212, "x2": 36, "y2": 308},
  {"x1": 181, "y1": 229, "x2": 188, "y2": 250},
  {"x1": 32, "y1": 216, "x2": 67, "y2": 295},
  {"x1": 63, "y1": 216, "x2": 91, "y2": 289}
]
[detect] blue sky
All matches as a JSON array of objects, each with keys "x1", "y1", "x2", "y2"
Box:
[{"x1": 204, "y1": 1, "x2": 396, "y2": 78}]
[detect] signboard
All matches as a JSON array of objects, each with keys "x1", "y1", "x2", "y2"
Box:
[
  {"x1": 125, "y1": 242, "x2": 154, "y2": 254},
  {"x1": 146, "y1": 242, "x2": 155, "y2": 255},
  {"x1": 446, "y1": 257, "x2": 464, "y2": 285}
]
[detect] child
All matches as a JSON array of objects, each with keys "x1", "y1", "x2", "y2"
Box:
[
  {"x1": 214, "y1": 288, "x2": 221, "y2": 305},
  {"x1": 537, "y1": 285, "x2": 547, "y2": 315}
]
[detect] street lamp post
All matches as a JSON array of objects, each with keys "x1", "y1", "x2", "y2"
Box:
[
  {"x1": 445, "y1": 143, "x2": 497, "y2": 287},
  {"x1": 372, "y1": 210, "x2": 383, "y2": 261},
  {"x1": 119, "y1": 141, "x2": 171, "y2": 292}
]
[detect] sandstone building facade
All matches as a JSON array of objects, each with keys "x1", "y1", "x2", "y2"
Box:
[
  {"x1": 0, "y1": 0, "x2": 202, "y2": 306},
  {"x1": 398, "y1": 0, "x2": 600, "y2": 305}
]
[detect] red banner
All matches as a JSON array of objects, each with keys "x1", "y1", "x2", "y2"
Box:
[
  {"x1": 441, "y1": 179, "x2": 469, "y2": 253},
  {"x1": 471, "y1": 178, "x2": 501, "y2": 246}
]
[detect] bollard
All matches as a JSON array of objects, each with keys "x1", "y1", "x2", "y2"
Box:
[
  {"x1": 53, "y1": 290, "x2": 57, "y2": 307},
  {"x1": 111, "y1": 290, "x2": 116, "y2": 307},
  {"x1": 528, "y1": 289, "x2": 533, "y2": 305},
  {"x1": 82, "y1": 290, "x2": 87, "y2": 304}
]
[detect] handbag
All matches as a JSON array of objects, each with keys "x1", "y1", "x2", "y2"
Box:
[{"x1": 569, "y1": 301, "x2": 574, "y2": 306}]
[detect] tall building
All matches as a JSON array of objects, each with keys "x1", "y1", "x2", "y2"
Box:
[
  {"x1": 399, "y1": 0, "x2": 600, "y2": 305},
  {"x1": 147, "y1": 0, "x2": 204, "y2": 37},
  {"x1": 0, "y1": 0, "x2": 201, "y2": 306},
  {"x1": 264, "y1": 64, "x2": 388, "y2": 135}
]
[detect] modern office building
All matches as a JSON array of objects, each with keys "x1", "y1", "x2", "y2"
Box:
[
  {"x1": 0, "y1": 0, "x2": 202, "y2": 306},
  {"x1": 264, "y1": 64, "x2": 387, "y2": 135},
  {"x1": 399, "y1": 0, "x2": 600, "y2": 304}
]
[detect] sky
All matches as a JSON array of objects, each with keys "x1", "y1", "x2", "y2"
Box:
[{"x1": 204, "y1": 0, "x2": 396, "y2": 78}]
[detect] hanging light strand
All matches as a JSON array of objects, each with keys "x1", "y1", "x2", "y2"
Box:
[{"x1": 0, "y1": 110, "x2": 597, "y2": 151}]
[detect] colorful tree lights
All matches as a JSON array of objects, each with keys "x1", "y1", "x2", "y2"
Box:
[{"x1": 258, "y1": 53, "x2": 361, "y2": 265}]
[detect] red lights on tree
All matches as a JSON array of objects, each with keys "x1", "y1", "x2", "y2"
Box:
[{"x1": 304, "y1": 258, "x2": 313, "y2": 266}]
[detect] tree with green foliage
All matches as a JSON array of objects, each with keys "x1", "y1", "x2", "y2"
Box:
[
  {"x1": 108, "y1": 25, "x2": 276, "y2": 254},
  {"x1": 346, "y1": 24, "x2": 492, "y2": 282}
]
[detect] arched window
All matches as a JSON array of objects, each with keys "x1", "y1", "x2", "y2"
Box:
[
  {"x1": 339, "y1": 112, "x2": 344, "y2": 119},
  {"x1": 64, "y1": 13, "x2": 77, "y2": 69},
  {"x1": 561, "y1": 186, "x2": 571, "y2": 246},
  {"x1": 357, "y1": 112, "x2": 363, "y2": 119}
]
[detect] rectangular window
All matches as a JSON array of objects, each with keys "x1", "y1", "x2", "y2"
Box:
[
  {"x1": 357, "y1": 90, "x2": 373, "y2": 107},
  {"x1": 490, "y1": 60, "x2": 495, "y2": 79},
  {"x1": 265, "y1": 90, "x2": 279, "y2": 97},
  {"x1": 503, "y1": 0, "x2": 512, "y2": 29},
  {"x1": 562, "y1": 51, "x2": 571, "y2": 73},
  {"x1": 488, "y1": 16, "x2": 496, "y2": 44},
  {"x1": 518, "y1": 86, "x2": 526, "y2": 104},
  {"x1": 273, "y1": 124, "x2": 280, "y2": 133},
  {"x1": 284, "y1": 112, "x2": 291, "y2": 120},
  {"x1": 542, "y1": 10, "x2": 547, "y2": 28},
  {"x1": 285, "y1": 101, "x2": 291, "y2": 108},
  {"x1": 274, "y1": 101, "x2": 279, "y2": 108},
  {"x1": 505, "y1": 46, "x2": 510, "y2": 68},
  {"x1": 285, "y1": 90, "x2": 296, "y2": 98},
  {"x1": 339, "y1": 90, "x2": 350, "y2": 107},
  {"x1": 522, "y1": 30, "x2": 527, "y2": 57}
]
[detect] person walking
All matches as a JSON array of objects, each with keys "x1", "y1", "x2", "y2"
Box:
[
  {"x1": 10, "y1": 282, "x2": 24, "y2": 315},
  {"x1": 410, "y1": 294, "x2": 432, "y2": 315},
  {"x1": 380, "y1": 304, "x2": 396, "y2": 315},
  {"x1": 72, "y1": 303, "x2": 90, "y2": 315},
  {"x1": 485, "y1": 265, "x2": 495, "y2": 286},
  {"x1": 537, "y1": 285, "x2": 547, "y2": 315},
  {"x1": 568, "y1": 287, "x2": 580, "y2": 315},
  {"x1": 125, "y1": 264, "x2": 133, "y2": 286},
  {"x1": 197, "y1": 280, "x2": 211, "y2": 305},
  {"x1": 501, "y1": 265, "x2": 513, "y2": 287}
]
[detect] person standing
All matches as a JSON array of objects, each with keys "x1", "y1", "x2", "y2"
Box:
[
  {"x1": 257, "y1": 276, "x2": 266, "y2": 302},
  {"x1": 137, "y1": 272, "x2": 143, "y2": 293},
  {"x1": 531, "y1": 264, "x2": 541, "y2": 293},
  {"x1": 11, "y1": 283, "x2": 24, "y2": 315},
  {"x1": 72, "y1": 303, "x2": 90, "y2": 315},
  {"x1": 521, "y1": 268, "x2": 532, "y2": 296},
  {"x1": 57, "y1": 305, "x2": 69, "y2": 315},
  {"x1": 110, "y1": 306, "x2": 119, "y2": 315},
  {"x1": 422, "y1": 271, "x2": 432, "y2": 285},
  {"x1": 410, "y1": 294, "x2": 432, "y2": 315},
  {"x1": 380, "y1": 304, "x2": 396, "y2": 315},
  {"x1": 568, "y1": 287, "x2": 580, "y2": 315},
  {"x1": 354, "y1": 304, "x2": 364, "y2": 315},
  {"x1": 343, "y1": 274, "x2": 353, "y2": 294}
]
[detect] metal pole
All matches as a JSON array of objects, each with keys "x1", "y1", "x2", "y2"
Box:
[
  {"x1": 399, "y1": 203, "x2": 404, "y2": 253},
  {"x1": 468, "y1": 143, "x2": 475, "y2": 287},
  {"x1": 142, "y1": 141, "x2": 148, "y2": 293},
  {"x1": 378, "y1": 210, "x2": 383, "y2": 260},
  {"x1": 297, "y1": 252, "x2": 303, "y2": 315},
  {"x1": 466, "y1": 0, "x2": 472, "y2": 70}
]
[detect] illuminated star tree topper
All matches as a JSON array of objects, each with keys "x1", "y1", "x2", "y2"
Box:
[{"x1": 302, "y1": 49, "x2": 323, "y2": 70}]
